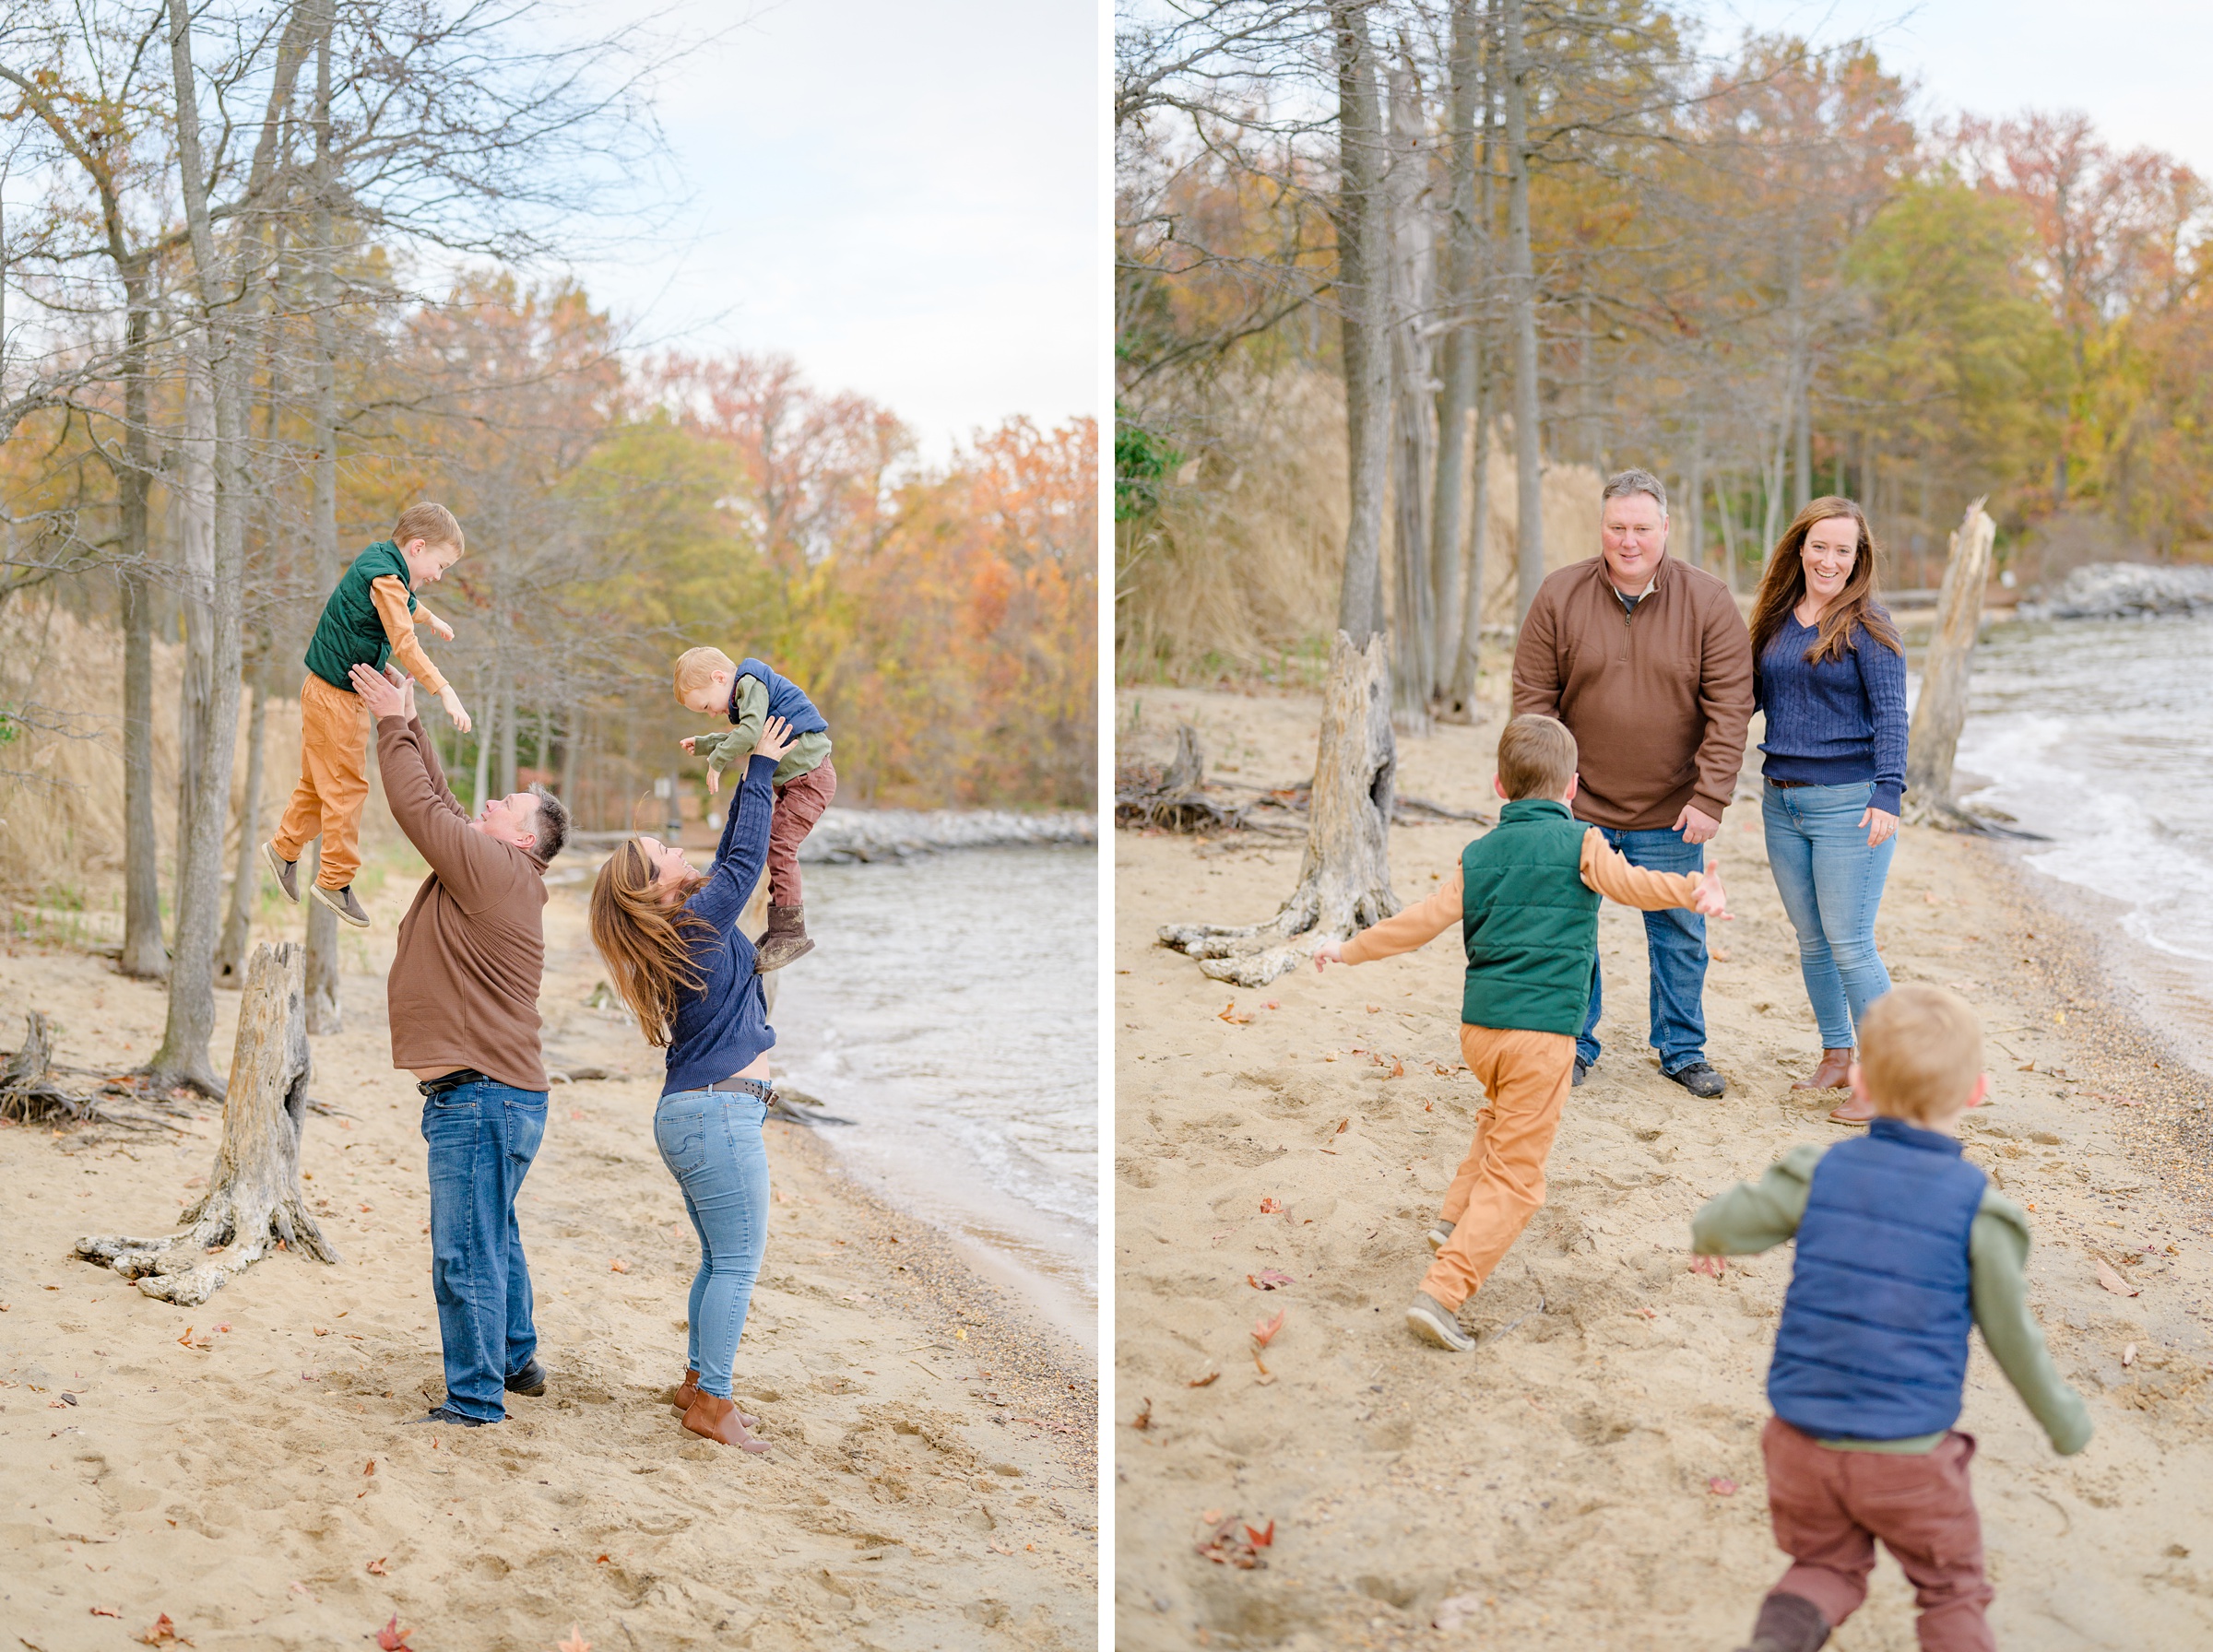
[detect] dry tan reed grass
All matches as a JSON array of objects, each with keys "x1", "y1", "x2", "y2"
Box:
[
  {"x1": 0, "y1": 600, "x2": 403, "y2": 911},
  {"x1": 1117, "y1": 366, "x2": 1603, "y2": 681}
]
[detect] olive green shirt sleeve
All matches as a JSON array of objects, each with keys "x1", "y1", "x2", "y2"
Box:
[
  {"x1": 1970, "y1": 1190, "x2": 2094, "y2": 1456},
  {"x1": 726, "y1": 673, "x2": 769, "y2": 754},
  {"x1": 1689, "y1": 1143, "x2": 1824, "y2": 1255}
]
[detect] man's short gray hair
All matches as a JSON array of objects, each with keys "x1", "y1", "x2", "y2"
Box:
[
  {"x1": 527, "y1": 783, "x2": 570, "y2": 864},
  {"x1": 1602, "y1": 467, "x2": 1668, "y2": 515}
]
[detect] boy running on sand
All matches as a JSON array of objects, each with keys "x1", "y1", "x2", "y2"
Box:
[
  {"x1": 266, "y1": 504, "x2": 473, "y2": 927},
  {"x1": 1315, "y1": 714, "x2": 1729, "y2": 1351},
  {"x1": 1692, "y1": 984, "x2": 2089, "y2": 1652},
  {"x1": 672, "y1": 646, "x2": 835, "y2": 972}
]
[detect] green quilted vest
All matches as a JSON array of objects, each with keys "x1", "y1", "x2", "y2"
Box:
[
  {"x1": 1460, "y1": 797, "x2": 1601, "y2": 1035},
  {"x1": 303, "y1": 542, "x2": 414, "y2": 690}
]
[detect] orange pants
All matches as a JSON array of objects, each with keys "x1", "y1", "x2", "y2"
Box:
[
  {"x1": 1422, "y1": 1023, "x2": 1577, "y2": 1310},
  {"x1": 271, "y1": 673, "x2": 370, "y2": 890}
]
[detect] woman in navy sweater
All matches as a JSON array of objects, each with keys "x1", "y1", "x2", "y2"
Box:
[
  {"x1": 1750, "y1": 498, "x2": 1908, "y2": 1124},
  {"x1": 588, "y1": 714, "x2": 795, "y2": 1452}
]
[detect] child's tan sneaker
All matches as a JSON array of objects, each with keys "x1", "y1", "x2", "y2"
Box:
[
  {"x1": 311, "y1": 883, "x2": 370, "y2": 928},
  {"x1": 1426, "y1": 1221, "x2": 1453, "y2": 1253},
  {"x1": 263, "y1": 841, "x2": 299, "y2": 903},
  {"x1": 1405, "y1": 1290, "x2": 1474, "y2": 1351}
]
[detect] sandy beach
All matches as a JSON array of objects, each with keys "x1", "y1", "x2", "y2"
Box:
[
  {"x1": 1114, "y1": 679, "x2": 2213, "y2": 1650},
  {"x1": 0, "y1": 854, "x2": 1096, "y2": 1651}
]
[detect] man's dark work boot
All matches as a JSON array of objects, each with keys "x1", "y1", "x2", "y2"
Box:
[
  {"x1": 754, "y1": 903, "x2": 814, "y2": 973},
  {"x1": 1735, "y1": 1591, "x2": 1829, "y2": 1652},
  {"x1": 505, "y1": 1358, "x2": 547, "y2": 1397}
]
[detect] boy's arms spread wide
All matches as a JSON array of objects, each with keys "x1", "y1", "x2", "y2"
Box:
[
  {"x1": 1691, "y1": 1144, "x2": 1823, "y2": 1256},
  {"x1": 1970, "y1": 1195, "x2": 2094, "y2": 1454}
]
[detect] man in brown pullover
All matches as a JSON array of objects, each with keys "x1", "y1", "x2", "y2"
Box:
[
  {"x1": 1511, "y1": 467, "x2": 1755, "y2": 1098},
  {"x1": 349, "y1": 663, "x2": 571, "y2": 1427}
]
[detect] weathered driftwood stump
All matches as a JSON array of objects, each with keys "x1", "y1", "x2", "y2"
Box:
[
  {"x1": 1, "y1": 1012, "x2": 104, "y2": 1125},
  {"x1": 1904, "y1": 497, "x2": 2007, "y2": 833},
  {"x1": 77, "y1": 941, "x2": 338, "y2": 1304},
  {"x1": 1157, "y1": 631, "x2": 1400, "y2": 986}
]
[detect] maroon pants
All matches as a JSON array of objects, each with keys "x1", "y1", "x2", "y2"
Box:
[
  {"x1": 1761, "y1": 1416, "x2": 1995, "y2": 1652},
  {"x1": 766, "y1": 757, "x2": 835, "y2": 909}
]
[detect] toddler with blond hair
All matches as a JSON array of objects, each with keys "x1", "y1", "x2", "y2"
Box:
[{"x1": 672, "y1": 646, "x2": 835, "y2": 971}]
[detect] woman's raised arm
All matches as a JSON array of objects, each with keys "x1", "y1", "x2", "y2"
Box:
[{"x1": 690, "y1": 716, "x2": 797, "y2": 929}]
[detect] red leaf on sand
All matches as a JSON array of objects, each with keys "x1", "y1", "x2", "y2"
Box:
[
  {"x1": 558, "y1": 1629, "x2": 592, "y2": 1652},
  {"x1": 2096, "y1": 1259, "x2": 2141, "y2": 1297},
  {"x1": 1709, "y1": 1477, "x2": 1737, "y2": 1496},
  {"x1": 1334, "y1": 1118, "x2": 1350, "y2": 1134},
  {"x1": 376, "y1": 1615, "x2": 413, "y2": 1649},
  {"x1": 135, "y1": 1613, "x2": 180, "y2": 1645},
  {"x1": 1188, "y1": 1370, "x2": 1221, "y2": 1388},
  {"x1": 1218, "y1": 1001, "x2": 1252, "y2": 1025},
  {"x1": 91, "y1": 1606, "x2": 122, "y2": 1617},
  {"x1": 609, "y1": 1259, "x2": 630, "y2": 1274},
  {"x1": 1251, "y1": 1307, "x2": 1286, "y2": 1348},
  {"x1": 1245, "y1": 1519, "x2": 1275, "y2": 1548},
  {"x1": 1387, "y1": 1058, "x2": 1405, "y2": 1079},
  {"x1": 1132, "y1": 1398, "x2": 1153, "y2": 1431},
  {"x1": 1195, "y1": 1513, "x2": 1275, "y2": 1569},
  {"x1": 366, "y1": 1557, "x2": 388, "y2": 1575},
  {"x1": 1256, "y1": 1269, "x2": 1294, "y2": 1289},
  {"x1": 1365, "y1": 1004, "x2": 1380, "y2": 1014},
  {"x1": 1259, "y1": 1198, "x2": 1282, "y2": 1214}
]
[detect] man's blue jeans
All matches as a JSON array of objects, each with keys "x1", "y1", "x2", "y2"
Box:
[
  {"x1": 653, "y1": 1086, "x2": 771, "y2": 1401},
  {"x1": 1762, "y1": 779, "x2": 1897, "y2": 1049},
  {"x1": 1578, "y1": 823, "x2": 1709, "y2": 1075},
  {"x1": 420, "y1": 1080, "x2": 546, "y2": 1422}
]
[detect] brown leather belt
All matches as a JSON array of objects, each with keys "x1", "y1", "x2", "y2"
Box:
[{"x1": 1766, "y1": 777, "x2": 1815, "y2": 788}]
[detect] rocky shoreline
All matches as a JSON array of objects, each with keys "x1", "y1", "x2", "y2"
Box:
[
  {"x1": 799, "y1": 808, "x2": 1095, "y2": 864},
  {"x1": 2019, "y1": 560, "x2": 2213, "y2": 620}
]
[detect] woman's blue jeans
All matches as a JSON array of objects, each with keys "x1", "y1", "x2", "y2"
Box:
[
  {"x1": 1762, "y1": 779, "x2": 1897, "y2": 1049},
  {"x1": 420, "y1": 1080, "x2": 546, "y2": 1422},
  {"x1": 653, "y1": 1087, "x2": 772, "y2": 1400}
]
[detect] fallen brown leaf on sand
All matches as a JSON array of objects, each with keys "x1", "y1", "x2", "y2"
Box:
[
  {"x1": 1188, "y1": 1370, "x2": 1220, "y2": 1388},
  {"x1": 1251, "y1": 1307, "x2": 1286, "y2": 1348},
  {"x1": 609, "y1": 1259, "x2": 630, "y2": 1274},
  {"x1": 366, "y1": 1557, "x2": 389, "y2": 1575},
  {"x1": 1218, "y1": 1000, "x2": 1252, "y2": 1025},
  {"x1": 558, "y1": 1625, "x2": 592, "y2": 1652},
  {"x1": 1365, "y1": 1004, "x2": 1380, "y2": 1014},
  {"x1": 1259, "y1": 1197, "x2": 1283, "y2": 1213},
  {"x1": 1251, "y1": 1269, "x2": 1295, "y2": 1290},
  {"x1": 363, "y1": 1459, "x2": 375, "y2": 1476},
  {"x1": 1195, "y1": 1514, "x2": 1275, "y2": 1569},
  {"x1": 2096, "y1": 1258, "x2": 2141, "y2": 1297},
  {"x1": 135, "y1": 1613, "x2": 184, "y2": 1646},
  {"x1": 1386, "y1": 1058, "x2": 1405, "y2": 1079},
  {"x1": 92, "y1": 1606, "x2": 122, "y2": 1617},
  {"x1": 375, "y1": 1615, "x2": 413, "y2": 1651},
  {"x1": 1334, "y1": 1117, "x2": 1350, "y2": 1134},
  {"x1": 1708, "y1": 1477, "x2": 1738, "y2": 1496},
  {"x1": 1132, "y1": 1398, "x2": 1153, "y2": 1430}
]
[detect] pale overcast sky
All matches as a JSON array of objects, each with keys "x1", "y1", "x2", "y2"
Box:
[
  {"x1": 562, "y1": 0, "x2": 1099, "y2": 460},
  {"x1": 1692, "y1": 2, "x2": 2213, "y2": 172}
]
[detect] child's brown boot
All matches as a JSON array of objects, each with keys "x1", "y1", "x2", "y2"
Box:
[
  {"x1": 754, "y1": 903, "x2": 814, "y2": 973},
  {"x1": 1735, "y1": 1591, "x2": 1828, "y2": 1652},
  {"x1": 311, "y1": 883, "x2": 369, "y2": 928}
]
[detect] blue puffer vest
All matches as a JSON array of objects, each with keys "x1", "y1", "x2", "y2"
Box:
[
  {"x1": 735, "y1": 657, "x2": 828, "y2": 736},
  {"x1": 1768, "y1": 1116, "x2": 1987, "y2": 1440}
]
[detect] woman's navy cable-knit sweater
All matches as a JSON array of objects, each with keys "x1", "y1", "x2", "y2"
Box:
[
  {"x1": 1754, "y1": 609, "x2": 1909, "y2": 816},
  {"x1": 661, "y1": 752, "x2": 778, "y2": 1097}
]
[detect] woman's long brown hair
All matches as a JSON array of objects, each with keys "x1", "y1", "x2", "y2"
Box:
[
  {"x1": 1750, "y1": 495, "x2": 1903, "y2": 667},
  {"x1": 588, "y1": 838, "x2": 711, "y2": 1048}
]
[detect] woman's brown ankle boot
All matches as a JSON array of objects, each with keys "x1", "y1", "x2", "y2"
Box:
[
  {"x1": 1792, "y1": 1048, "x2": 1854, "y2": 1091},
  {"x1": 682, "y1": 1393, "x2": 771, "y2": 1454},
  {"x1": 671, "y1": 1368, "x2": 700, "y2": 1414}
]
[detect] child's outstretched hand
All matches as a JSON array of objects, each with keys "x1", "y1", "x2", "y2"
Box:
[
  {"x1": 423, "y1": 611, "x2": 456, "y2": 642},
  {"x1": 753, "y1": 714, "x2": 795, "y2": 762},
  {"x1": 439, "y1": 685, "x2": 472, "y2": 735},
  {"x1": 1311, "y1": 938, "x2": 1346, "y2": 972},
  {"x1": 1693, "y1": 859, "x2": 1730, "y2": 919}
]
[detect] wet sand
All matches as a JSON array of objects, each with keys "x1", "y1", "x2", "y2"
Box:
[
  {"x1": 1114, "y1": 683, "x2": 2213, "y2": 1651},
  {"x1": 0, "y1": 859, "x2": 1096, "y2": 1650}
]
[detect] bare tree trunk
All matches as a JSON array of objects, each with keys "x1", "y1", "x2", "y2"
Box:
[
  {"x1": 146, "y1": 1, "x2": 250, "y2": 1097},
  {"x1": 1503, "y1": 0, "x2": 1544, "y2": 625},
  {"x1": 1684, "y1": 419, "x2": 1705, "y2": 579},
  {"x1": 471, "y1": 667, "x2": 495, "y2": 810},
  {"x1": 1331, "y1": 0, "x2": 1390, "y2": 645},
  {"x1": 1386, "y1": 48, "x2": 1435, "y2": 732},
  {"x1": 1717, "y1": 472, "x2": 1740, "y2": 595},
  {"x1": 1904, "y1": 497, "x2": 1994, "y2": 824},
  {"x1": 1427, "y1": 0, "x2": 1480, "y2": 699},
  {"x1": 78, "y1": 942, "x2": 338, "y2": 1304},
  {"x1": 117, "y1": 266, "x2": 167, "y2": 981},
  {"x1": 303, "y1": 1, "x2": 344, "y2": 1036},
  {"x1": 497, "y1": 676, "x2": 517, "y2": 796},
  {"x1": 214, "y1": 672, "x2": 268, "y2": 986},
  {"x1": 559, "y1": 702, "x2": 580, "y2": 805},
  {"x1": 1444, "y1": 21, "x2": 1497, "y2": 719},
  {"x1": 1159, "y1": 631, "x2": 1397, "y2": 985}
]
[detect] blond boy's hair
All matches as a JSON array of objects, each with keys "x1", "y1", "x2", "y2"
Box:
[
  {"x1": 394, "y1": 502, "x2": 464, "y2": 554},
  {"x1": 1858, "y1": 985, "x2": 1982, "y2": 1123},
  {"x1": 1497, "y1": 714, "x2": 1578, "y2": 800},
  {"x1": 674, "y1": 645, "x2": 738, "y2": 697}
]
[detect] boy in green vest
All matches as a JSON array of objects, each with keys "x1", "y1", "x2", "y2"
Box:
[
  {"x1": 1315, "y1": 714, "x2": 1730, "y2": 1351},
  {"x1": 265, "y1": 503, "x2": 473, "y2": 928}
]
